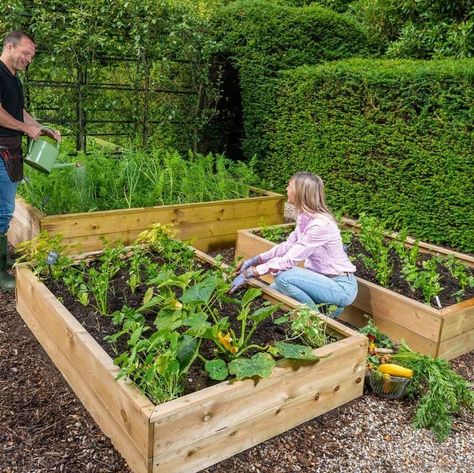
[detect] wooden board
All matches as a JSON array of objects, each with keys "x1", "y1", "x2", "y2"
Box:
[
  {"x1": 153, "y1": 373, "x2": 362, "y2": 473},
  {"x1": 15, "y1": 249, "x2": 367, "y2": 473},
  {"x1": 10, "y1": 187, "x2": 284, "y2": 252},
  {"x1": 235, "y1": 226, "x2": 474, "y2": 360},
  {"x1": 16, "y1": 266, "x2": 155, "y2": 473},
  {"x1": 8, "y1": 198, "x2": 44, "y2": 245},
  {"x1": 343, "y1": 217, "x2": 474, "y2": 267}
]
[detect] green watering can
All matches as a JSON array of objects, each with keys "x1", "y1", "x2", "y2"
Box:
[{"x1": 24, "y1": 127, "x2": 75, "y2": 174}]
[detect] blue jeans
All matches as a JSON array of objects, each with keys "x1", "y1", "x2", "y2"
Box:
[
  {"x1": 0, "y1": 158, "x2": 18, "y2": 233},
  {"x1": 270, "y1": 267, "x2": 358, "y2": 317}
]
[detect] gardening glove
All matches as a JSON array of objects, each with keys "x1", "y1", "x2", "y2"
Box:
[
  {"x1": 229, "y1": 267, "x2": 257, "y2": 294},
  {"x1": 236, "y1": 255, "x2": 262, "y2": 274}
]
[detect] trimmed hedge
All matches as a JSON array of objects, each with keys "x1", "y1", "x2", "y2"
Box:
[
  {"x1": 259, "y1": 58, "x2": 474, "y2": 252},
  {"x1": 211, "y1": 0, "x2": 373, "y2": 159}
]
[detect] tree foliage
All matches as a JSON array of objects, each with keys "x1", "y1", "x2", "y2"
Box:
[
  {"x1": 350, "y1": 0, "x2": 474, "y2": 59},
  {"x1": 0, "y1": 0, "x2": 221, "y2": 151},
  {"x1": 210, "y1": 0, "x2": 373, "y2": 159}
]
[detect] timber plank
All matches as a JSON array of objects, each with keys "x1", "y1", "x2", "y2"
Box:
[
  {"x1": 151, "y1": 337, "x2": 365, "y2": 455},
  {"x1": 9, "y1": 197, "x2": 43, "y2": 245},
  {"x1": 235, "y1": 225, "x2": 474, "y2": 359},
  {"x1": 16, "y1": 266, "x2": 154, "y2": 473},
  {"x1": 437, "y1": 329, "x2": 474, "y2": 360},
  {"x1": 353, "y1": 278, "x2": 442, "y2": 342},
  {"x1": 15, "y1": 247, "x2": 367, "y2": 473},
  {"x1": 11, "y1": 189, "x2": 284, "y2": 253},
  {"x1": 153, "y1": 373, "x2": 363, "y2": 473},
  {"x1": 41, "y1": 198, "x2": 283, "y2": 239},
  {"x1": 440, "y1": 300, "x2": 474, "y2": 342}
]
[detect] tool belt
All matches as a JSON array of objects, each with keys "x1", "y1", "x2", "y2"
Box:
[{"x1": 0, "y1": 135, "x2": 23, "y2": 182}]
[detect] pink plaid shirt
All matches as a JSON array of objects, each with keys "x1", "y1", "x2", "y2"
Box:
[{"x1": 255, "y1": 212, "x2": 356, "y2": 276}]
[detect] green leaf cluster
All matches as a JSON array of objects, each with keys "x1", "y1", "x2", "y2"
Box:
[
  {"x1": 349, "y1": 0, "x2": 474, "y2": 59},
  {"x1": 26, "y1": 227, "x2": 329, "y2": 403},
  {"x1": 18, "y1": 144, "x2": 258, "y2": 215},
  {"x1": 392, "y1": 341, "x2": 474, "y2": 441},
  {"x1": 0, "y1": 0, "x2": 222, "y2": 151}
]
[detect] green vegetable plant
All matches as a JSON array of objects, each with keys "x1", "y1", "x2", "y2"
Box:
[
  {"x1": 442, "y1": 254, "x2": 474, "y2": 302},
  {"x1": 392, "y1": 340, "x2": 474, "y2": 441},
  {"x1": 19, "y1": 148, "x2": 258, "y2": 216},
  {"x1": 15, "y1": 231, "x2": 75, "y2": 279},
  {"x1": 357, "y1": 214, "x2": 393, "y2": 287},
  {"x1": 274, "y1": 305, "x2": 331, "y2": 349},
  {"x1": 126, "y1": 246, "x2": 153, "y2": 294},
  {"x1": 62, "y1": 263, "x2": 90, "y2": 307},
  {"x1": 389, "y1": 228, "x2": 420, "y2": 266},
  {"x1": 24, "y1": 224, "x2": 332, "y2": 404},
  {"x1": 258, "y1": 224, "x2": 293, "y2": 243},
  {"x1": 402, "y1": 258, "x2": 443, "y2": 306},
  {"x1": 359, "y1": 319, "x2": 393, "y2": 349}
]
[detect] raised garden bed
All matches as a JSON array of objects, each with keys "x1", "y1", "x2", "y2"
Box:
[
  {"x1": 235, "y1": 220, "x2": 474, "y2": 360},
  {"x1": 15, "y1": 239, "x2": 366, "y2": 473},
  {"x1": 9, "y1": 186, "x2": 284, "y2": 253}
]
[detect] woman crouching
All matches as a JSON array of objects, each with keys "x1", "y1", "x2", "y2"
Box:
[{"x1": 230, "y1": 171, "x2": 357, "y2": 317}]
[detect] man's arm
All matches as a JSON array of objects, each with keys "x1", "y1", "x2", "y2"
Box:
[
  {"x1": 0, "y1": 104, "x2": 41, "y2": 139},
  {"x1": 23, "y1": 109, "x2": 61, "y2": 141}
]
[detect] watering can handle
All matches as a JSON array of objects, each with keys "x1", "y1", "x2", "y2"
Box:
[{"x1": 40, "y1": 126, "x2": 61, "y2": 149}]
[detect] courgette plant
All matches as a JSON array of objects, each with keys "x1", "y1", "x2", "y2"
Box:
[{"x1": 21, "y1": 224, "x2": 330, "y2": 405}]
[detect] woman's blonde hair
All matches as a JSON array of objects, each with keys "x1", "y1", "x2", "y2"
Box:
[{"x1": 290, "y1": 171, "x2": 334, "y2": 218}]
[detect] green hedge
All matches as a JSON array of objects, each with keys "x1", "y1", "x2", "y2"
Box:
[
  {"x1": 211, "y1": 0, "x2": 373, "y2": 158},
  {"x1": 258, "y1": 58, "x2": 474, "y2": 252}
]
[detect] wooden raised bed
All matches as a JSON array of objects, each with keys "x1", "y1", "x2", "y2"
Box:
[
  {"x1": 235, "y1": 222, "x2": 474, "y2": 361},
  {"x1": 9, "y1": 187, "x2": 284, "y2": 253},
  {"x1": 15, "y1": 249, "x2": 367, "y2": 473}
]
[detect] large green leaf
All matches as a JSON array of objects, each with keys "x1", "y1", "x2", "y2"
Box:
[
  {"x1": 128, "y1": 325, "x2": 148, "y2": 347},
  {"x1": 205, "y1": 359, "x2": 228, "y2": 381},
  {"x1": 241, "y1": 287, "x2": 262, "y2": 307},
  {"x1": 155, "y1": 353, "x2": 180, "y2": 378},
  {"x1": 275, "y1": 342, "x2": 319, "y2": 361},
  {"x1": 176, "y1": 335, "x2": 198, "y2": 372},
  {"x1": 251, "y1": 304, "x2": 278, "y2": 324},
  {"x1": 181, "y1": 275, "x2": 217, "y2": 304},
  {"x1": 183, "y1": 313, "x2": 211, "y2": 337},
  {"x1": 228, "y1": 353, "x2": 275, "y2": 379},
  {"x1": 154, "y1": 312, "x2": 182, "y2": 333}
]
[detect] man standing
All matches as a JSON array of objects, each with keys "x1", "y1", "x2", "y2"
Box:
[{"x1": 0, "y1": 31, "x2": 61, "y2": 291}]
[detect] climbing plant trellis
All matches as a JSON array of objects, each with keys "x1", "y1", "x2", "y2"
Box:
[
  {"x1": 1, "y1": 0, "x2": 221, "y2": 153},
  {"x1": 24, "y1": 52, "x2": 197, "y2": 152}
]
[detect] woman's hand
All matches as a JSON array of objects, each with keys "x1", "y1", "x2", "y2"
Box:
[
  {"x1": 229, "y1": 267, "x2": 257, "y2": 294},
  {"x1": 236, "y1": 255, "x2": 261, "y2": 274}
]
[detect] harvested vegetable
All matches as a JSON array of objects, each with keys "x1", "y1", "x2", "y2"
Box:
[
  {"x1": 378, "y1": 363, "x2": 414, "y2": 379},
  {"x1": 392, "y1": 340, "x2": 474, "y2": 441}
]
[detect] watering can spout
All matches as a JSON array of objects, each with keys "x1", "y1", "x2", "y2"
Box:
[{"x1": 53, "y1": 162, "x2": 77, "y2": 170}]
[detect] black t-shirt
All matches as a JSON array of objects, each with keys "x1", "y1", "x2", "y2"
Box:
[{"x1": 0, "y1": 60, "x2": 24, "y2": 138}]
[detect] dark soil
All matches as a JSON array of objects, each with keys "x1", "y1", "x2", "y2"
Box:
[
  {"x1": 2, "y1": 246, "x2": 473, "y2": 473},
  {"x1": 347, "y1": 239, "x2": 474, "y2": 308}
]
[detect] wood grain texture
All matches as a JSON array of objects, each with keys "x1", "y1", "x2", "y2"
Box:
[
  {"x1": 10, "y1": 188, "x2": 284, "y2": 252},
  {"x1": 15, "y1": 248, "x2": 367, "y2": 473}
]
